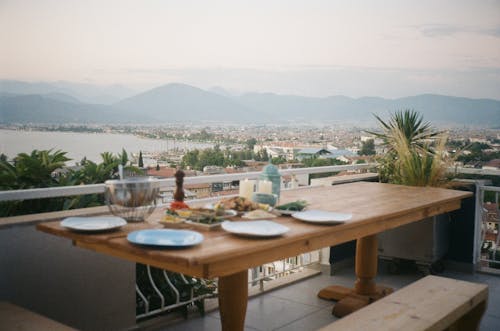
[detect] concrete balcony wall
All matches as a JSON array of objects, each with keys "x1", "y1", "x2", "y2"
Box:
[{"x1": 0, "y1": 224, "x2": 136, "y2": 331}]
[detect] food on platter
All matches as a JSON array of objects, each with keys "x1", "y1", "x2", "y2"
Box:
[
  {"x1": 241, "y1": 209, "x2": 277, "y2": 219},
  {"x1": 160, "y1": 215, "x2": 185, "y2": 227},
  {"x1": 215, "y1": 196, "x2": 269, "y2": 212},
  {"x1": 170, "y1": 200, "x2": 190, "y2": 210},
  {"x1": 274, "y1": 200, "x2": 308, "y2": 214},
  {"x1": 185, "y1": 208, "x2": 223, "y2": 224}
]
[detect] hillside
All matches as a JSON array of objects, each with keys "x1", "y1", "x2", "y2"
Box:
[
  {"x1": 114, "y1": 83, "x2": 253, "y2": 122},
  {"x1": 1, "y1": 81, "x2": 499, "y2": 126},
  {"x1": 0, "y1": 80, "x2": 135, "y2": 104},
  {"x1": 0, "y1": 94, "x2": 147, "y2": 124},
  {"x1": 236, "y1": 93, "x2": 500, "y2": 125}
]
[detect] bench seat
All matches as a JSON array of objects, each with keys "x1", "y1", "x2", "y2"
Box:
[
  {"x1": 0, "y1": 301, "x2": 77, "y2": 331},
  {"x1": 318, "y1": 275, "x2": 488, "y2": 331}
]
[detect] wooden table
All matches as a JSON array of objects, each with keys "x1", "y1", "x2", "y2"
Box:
[{"x1": 37, "y1": 182, "x2": 472, "y2": 331}]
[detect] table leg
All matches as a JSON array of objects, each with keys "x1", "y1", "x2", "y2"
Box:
[
  {"x1": 218, "y1": 270, "x2": 248, "y2": 331},
  {"x1": 318, "y1": 235, "x2": 393, "y2": 317},
  {"x1": 354, "y1": 234, "x2": 378, "y2": 295}
]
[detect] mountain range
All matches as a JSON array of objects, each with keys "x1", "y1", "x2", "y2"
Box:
[{"x1": 1, "y1": 80, "x2": 499, "y2": 127}]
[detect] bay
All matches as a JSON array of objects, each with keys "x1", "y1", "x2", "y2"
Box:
[{"x1": 0, "y1": 129, "x2": 213, "y2": 164}]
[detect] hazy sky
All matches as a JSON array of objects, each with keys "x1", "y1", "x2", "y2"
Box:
[{"x1": 1, "y1": 0, "x2": 499, "y2": 98}]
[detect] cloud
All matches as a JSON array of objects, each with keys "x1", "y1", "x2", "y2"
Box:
[{"x1": 416, "y1": 24, "x2": 500, "y2": 38}]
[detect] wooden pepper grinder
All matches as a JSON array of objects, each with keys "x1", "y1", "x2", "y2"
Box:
[
  {"x1": 174, "y1": 169, "x2": 185, "y2": 202},
  {"x1": 170, "y1": 170, "x2": 190, "y2": 210}
]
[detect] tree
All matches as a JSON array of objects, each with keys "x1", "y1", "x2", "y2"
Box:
[
  {"x1": 0, "y1": 149, "x2": 71, "y2": 216},
  {"x1": 198, "y1": 148, "x2": 225, "y2": 169},
  {"x1": 138, "y1": 151, "x2": 144, "y2": 168},
  {"x1": 255, "y1": 149, "x2": 269, "y2": 161},
  {"x1": 246, "y1": 138, "x2": 257, "y2": 150},
  {"x1": 271, "y1": 156, "x2": 287, "y2": 165},
  {"x1": 118, "y1": 148, "x2": 129, "y2": 166},
  {"x1": 359, "y1": 139, "x2": 376, "y2": 156},
  {"x1": 456, "y1": 142, "x2": 498, "y2": 163},
  {"x1": 10, "y1": 149, "x2": 70, "y2": 188},
  {"x1": 198, "y1": 129, "x2": 211, "y2": 141},
  {"x1": 1, "y1": 149, "x2": 142, "y2": 216},
  {"x1": 302, "y1": 157, "x2": 346, "y2": 168},
  {"x1": 156, "y1": 163, "x2": 160, "y2": 171},
  {"x1": 181, "y1": 150, "x2": 200, "y2": 169}
]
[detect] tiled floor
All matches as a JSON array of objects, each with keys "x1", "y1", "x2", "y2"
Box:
[{"x1": 150, "y1": 263, "x2": 500, "y2": 331}]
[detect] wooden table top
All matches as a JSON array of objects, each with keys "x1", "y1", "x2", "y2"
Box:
[{"x1": 37, "y1": 182, "x2": 472, "y2": 278}]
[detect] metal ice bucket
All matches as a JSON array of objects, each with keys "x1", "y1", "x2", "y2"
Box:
[{"x1": 105, "y1": 177, "x2": 160, "y2": 222}]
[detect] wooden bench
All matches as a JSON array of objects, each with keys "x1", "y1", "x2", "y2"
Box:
[
  {"x1": 0, "y1": 301, "x2": 77, "y2": 331},
  {"x1": 318, "y1": 275, "x2": 488, "y2": 331}
]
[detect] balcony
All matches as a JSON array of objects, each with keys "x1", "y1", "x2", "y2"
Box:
[{"x1": 0, "y1": 164, "x2": 499, "y2": 330}]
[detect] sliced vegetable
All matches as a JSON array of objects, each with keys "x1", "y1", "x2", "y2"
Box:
[{"x1": 275, "y1": 200, "x2": 308, "y2": 211}]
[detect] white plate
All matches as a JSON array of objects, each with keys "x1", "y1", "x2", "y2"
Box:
[
  {"x1": 221, "y1": 220, "x2": 289, "y2": 238},
  {"x1": 292, "y1": 210, "x2": 352, "y2": 224},
  {"x1": 128, "y1": 229, "x2": 203, "y2": 247},
  {"x1": 61, "y1": 216, "x2": 127, "y2": 232}
]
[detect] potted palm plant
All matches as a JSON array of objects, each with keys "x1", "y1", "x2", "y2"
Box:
[
  {"x1": 367, "y1": 109, "x2": 448, "y2": 186},
  {"x1": 368, "y1": 110, "x2": 452, "y2": 274}
]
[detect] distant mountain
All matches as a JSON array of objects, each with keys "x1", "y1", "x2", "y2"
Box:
[
  {"x1": 52, "y1": 81, "x2": 136, "y2": 104},
  {"x1": 235, "y1": 93, "x2": 500, "y2": 126},
  {"x1": 0, "y1": 80, "x2": 136, "y2": 104},
  {"x1": 237, "y1": 92, "x2": 334, "y2": 123},
  {"x1": 43, "y1": 92, "x2": 81, "y2": 103},
  {"x1": 208, "y1": 86, "x2": 239, "y2": 97},
  {"x1": 0, "y1": 94, "x2": 148, "y2": 124},
  {"x1": 1, "y1": 80, "x2": 499, "y2": 126},
  {"x1": 392, "y1": 94, "x2": 500, "y2": 125},
  {"x1": 114, "y1": 83, "x2": 253, "y2": 122}
]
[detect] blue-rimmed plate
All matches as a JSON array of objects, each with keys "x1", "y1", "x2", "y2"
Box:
[
  {"x1": 127, "y1": 229, "x2": 204, "y2": 247},
  {"x1": 61, "y1": 216, "x2": 127, "y2": 232}
]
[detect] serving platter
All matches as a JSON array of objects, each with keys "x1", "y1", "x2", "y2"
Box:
[{"x1": 61, "y1": 216, "x2": 127, "y2": 232}]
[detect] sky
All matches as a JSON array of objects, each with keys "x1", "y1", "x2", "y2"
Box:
[{"x1": 1, "y1": 0, "x2": 499, "y2": 99}]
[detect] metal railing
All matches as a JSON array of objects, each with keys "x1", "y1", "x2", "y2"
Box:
[
  {"x1": 0, "y1": 164, "x2": 375, "y2": 202},
  {"x1": 250, "y1": 251, "x2": 320, "y2": 290},
  {"x1": 1, "y1": 164, "x2": 488, "y2": 203},
  {"x1": 136, "y1": 265, "x2": 216, "y2": 319},
  {"x1": 475, "y1": 185, "x2": 500, "y2": 274}
]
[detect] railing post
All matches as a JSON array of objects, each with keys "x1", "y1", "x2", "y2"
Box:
[{"x1": 473, "y1": 184, "x2": 483, "y2": 267}]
